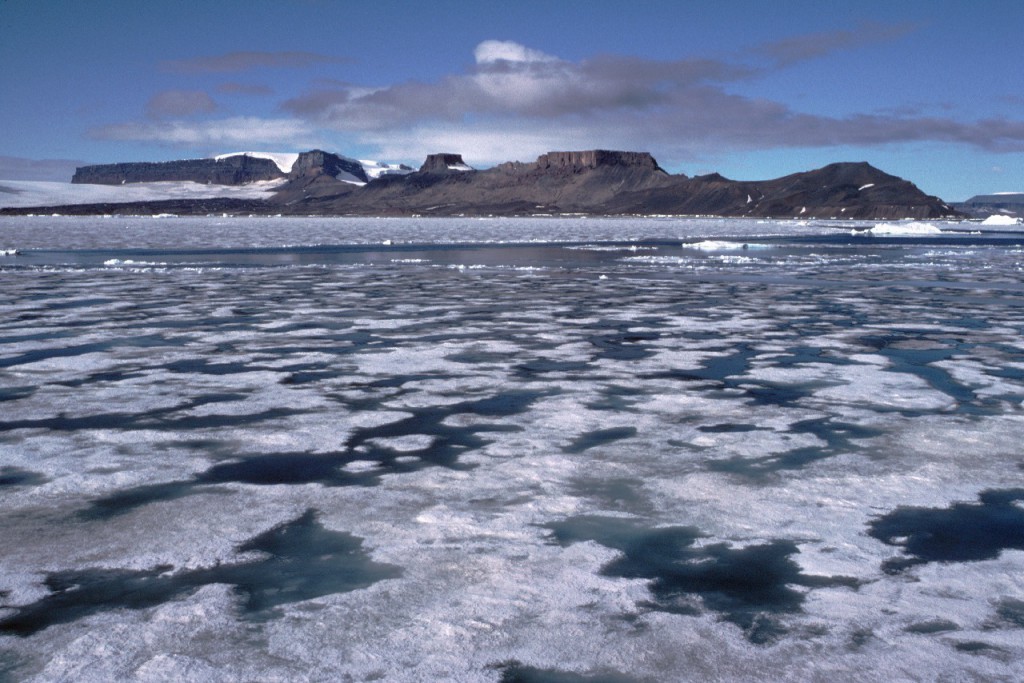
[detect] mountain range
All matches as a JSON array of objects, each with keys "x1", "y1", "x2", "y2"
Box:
[{"x1": 2, "y1": 149, "x2": 958, "y2": 219}]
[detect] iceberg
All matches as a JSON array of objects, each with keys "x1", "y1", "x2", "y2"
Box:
[{"x1": 980, "y1": 214, "x2": 1022, "y2": 226}]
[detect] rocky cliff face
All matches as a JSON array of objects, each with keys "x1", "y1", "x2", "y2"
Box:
[
  {"x1": 289, "y1": 150, "x2": 368, "y2": 183},
  {"x1": 72, "y1": 150, "x2": 382, "y2": 187},
  {"x1": 419, "y1": 153, "x2": 471, "y2": 173},
  {"x1": 71, "y1": 155, "x2": 286, "y2": 185},
  {"x1": 535, "y1": 150, "x2": 663, "y2": 172}
]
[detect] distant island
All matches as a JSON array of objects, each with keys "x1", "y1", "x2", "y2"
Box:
[{"x1": 2, "y1": 149, "x2": 960, "y2": 219}]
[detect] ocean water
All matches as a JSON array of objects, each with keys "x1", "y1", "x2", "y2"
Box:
[{"x1": 1, "y1": 215, "x2": 1024, "y2": 681}]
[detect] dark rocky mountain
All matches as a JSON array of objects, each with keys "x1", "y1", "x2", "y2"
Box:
[
  {"x1": 419, "y1": 153, "x2": 473, "y2": 172},
  {"x1": 289, "y1": 150, "x2": 368, "y2": 183},
  {"x1": 268, "y1": 150, "x2": 371, "y2": 205},
  {"x1": 600, "y1": 161, "x2": 952, "y2": 219},
  {"x1": 308, "y1": 150, "x2": 677, "y2": 216},
  {"x1": 309, "y1": 152, "x2": 952, "y2": 219},
  {"x1": 71, "y1": 155, "x2": 286, "y2": 185},
  {"x1": 9, "y1": 148, "x2": 957, "y2": 219}
]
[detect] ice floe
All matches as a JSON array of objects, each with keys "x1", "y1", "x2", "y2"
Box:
[
  {"x1": 858, "y1": 222, "x2": 943, "y2": 236},
  {"x1": 2, "y1": 216, "x2": 1024, "y2": 681},
  {"x1": 684, "y1": 239, "x2": 771, "y2": 250}
]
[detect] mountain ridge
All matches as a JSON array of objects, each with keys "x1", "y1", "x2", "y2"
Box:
[{"x1": 7, "y1": 149, "x2": 957, "y2": 219}]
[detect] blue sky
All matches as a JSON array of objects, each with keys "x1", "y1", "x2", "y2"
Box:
[{"x1": 1, "y1": 0, "x2": 1022, "y2": 200}]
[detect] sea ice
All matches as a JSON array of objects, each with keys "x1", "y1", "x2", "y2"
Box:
[
  {"x1": 860, "y1": 222, "x2": 943, "y2": 236},
  {"x1": 2, "y1": 216, "x2": 1024, "y2": 681},
  {"x1": 684, "y1": 240, "x2": 770, "y2": 250}
]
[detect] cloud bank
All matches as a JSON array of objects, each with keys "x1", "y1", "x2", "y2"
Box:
[
  {"x1": 96, "y1": 33, "x2": 1024, "y2": 166},
  {"x1": 277, "y1": 37, "x2": 1024, "y2": 166},
  {"x1": 90, "y1": 117, "x2": 320, "y2": 151}
]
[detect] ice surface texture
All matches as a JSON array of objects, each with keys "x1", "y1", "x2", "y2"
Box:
[{"x1": 1, "y1": 216, "x2": 1024, "y2": 681}]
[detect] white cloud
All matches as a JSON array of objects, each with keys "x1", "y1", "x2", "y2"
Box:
[
  {"x1": 295, "y1": 36, "x2": 1024, "y2": 163},
  {"x1": 90, "y1": 117, "x2": 321, "y2": 150},
  {"x1": 358, "y1": 124, "x2": 589, "y2": 167},
  {"x1": 90, "y1": 33, "x2": 1024, "y2": 167},
  {"x1": 473, "y1": 40, "x2": 558, "y2": 65}
]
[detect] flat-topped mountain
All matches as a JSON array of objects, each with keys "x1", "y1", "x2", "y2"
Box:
[
  {"x1": 10, "y1": 149, "x2": 956, "y2": 219},
  {"x1": 534, "y1": 150, "x2": 663, "y2": 171},
  {"x1": 954, "y1": 192, "x2": 1024, "y2": 219},
  {"x1": 70, "y1": 150, "x2": 412, "y2": 187},
  {"x1": 71, "y1": 155, "x2": 286, "y2": 185},
  {"x1": 419, "y1": 153, "x2": 474, "y2": 173}
]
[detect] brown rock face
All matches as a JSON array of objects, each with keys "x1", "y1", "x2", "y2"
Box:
[
  {"x1": 535, "y1": 150, "x2": 662, "y2": 172},
  {"x1": 289, "y1": 150, "x2": 368, "y2": 183},
  {"x1": 419, "y1": 153, "x2": 470, "y2": 173}
]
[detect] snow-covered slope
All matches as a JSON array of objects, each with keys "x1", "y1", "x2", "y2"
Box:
[
  {"x1": 1, "y1": 151, "x2": 418, "y2": 208},
  {"x1": 213, "y1": 152, "x2": 299, "y2": 174},
  {"x1": 0, "y1": 178, "x2": 288, "y2": 209},
  {"x1": 359, "y1": 160, "x2": 415, "y2": 180}
]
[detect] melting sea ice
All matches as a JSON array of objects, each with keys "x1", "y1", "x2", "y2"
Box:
[{"x1": 1, "y1": 215, "x2": 1024, "y2": 681}]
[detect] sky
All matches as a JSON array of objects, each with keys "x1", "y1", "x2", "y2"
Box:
[{"x1": 1, "y1": 0, "x2": 1022, "y2": 201}]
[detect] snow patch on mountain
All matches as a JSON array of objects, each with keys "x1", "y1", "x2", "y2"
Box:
[
  {"x1": 360, "y1": 160, "x2": 415, "y2": 180},
  {"x1": 214, "y1": 152, "x2": 299, "y2": 174},
  {"x1": 214, "y1": 152, "x2": 415, "y2": 185}
]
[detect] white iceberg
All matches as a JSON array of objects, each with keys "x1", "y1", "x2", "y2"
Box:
[
  {"x1": 684, "y1": 240, "x2": 770, "y2": 250},
  {"x1": 980, "y1": 214, "x2": 1022, "y2": 226},
  {"x1": 858, "y1": 222, "x2": 942, "y2": 236}
]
